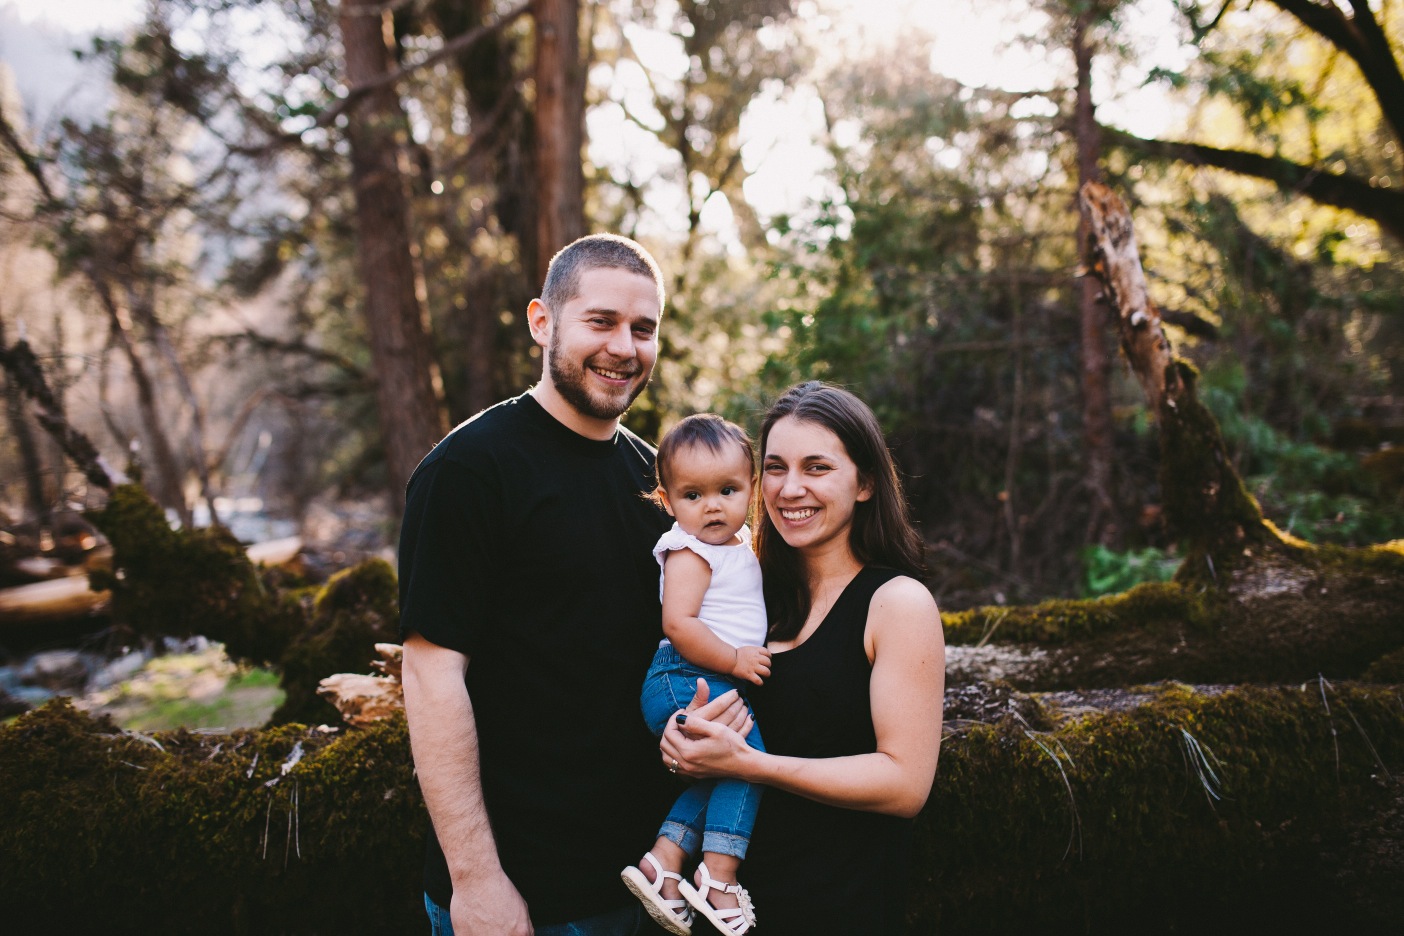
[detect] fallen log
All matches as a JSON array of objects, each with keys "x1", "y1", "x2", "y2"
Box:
[
  {"x1": 0, "y1": 535, "x2": 303, "y2": 628},
  {"x1": 3, "y1": 682, "x2": 1400, "y2": 933}
]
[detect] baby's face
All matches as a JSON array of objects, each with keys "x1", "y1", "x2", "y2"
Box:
[{"x1": 662, "y1": 443, "x2": 754, "y2": 546}]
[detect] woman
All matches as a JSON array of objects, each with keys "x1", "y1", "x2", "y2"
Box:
[{"x1": 661, "y1": 381, "x2": 945, "y2": 935}]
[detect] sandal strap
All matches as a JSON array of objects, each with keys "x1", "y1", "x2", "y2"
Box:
[
  {"x1": 641, "y1": 851, "x2": 684, "y2": 885},
  {"x1": 693, "y1": 863, "x2": 757, "y2": 931}
]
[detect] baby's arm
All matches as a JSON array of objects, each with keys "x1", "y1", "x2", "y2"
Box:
[{"x1": 662, "y1": 548, "x2": 772, "y2": 686}]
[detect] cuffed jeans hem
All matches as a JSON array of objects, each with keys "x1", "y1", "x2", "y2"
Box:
[
  {"x1": 700, "y1": 830, "x2": 749, "y2": 860},
  {"x1": 658, "y1": 819, "x2": 701, "y2": 857}
]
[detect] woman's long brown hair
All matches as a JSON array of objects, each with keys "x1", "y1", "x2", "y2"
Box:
[{"x1": 755, "y1": 382, "x2": 925, "y2": 642}]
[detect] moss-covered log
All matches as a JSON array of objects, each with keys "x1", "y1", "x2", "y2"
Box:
[
  {"x1": 943, "y1": 542, "x2": 1404, "y2": 690},
  {"x1": 0, "y1": 701, "x2": 425, "y2": 934},
  {"x1": 84, "y1": 485, "x2": 400, "y2": 723},
  {"x1": 4, "y1": 683, "x2": 1402, "y2": 933},
  {"x1": 88, "y1": 484, "x2": 307, "y2": 664}
]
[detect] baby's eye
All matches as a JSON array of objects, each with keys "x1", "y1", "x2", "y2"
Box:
[
  {"x1": 721, "y1": 486, "x2": 739, "y2": 496},
  {"x1": 683, "y1": 491, "x2": 701, "y2": 501}
]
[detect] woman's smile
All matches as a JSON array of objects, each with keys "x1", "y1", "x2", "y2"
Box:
[{"x1": 762, "y1": 416, "x2": 871, "y2": 554}]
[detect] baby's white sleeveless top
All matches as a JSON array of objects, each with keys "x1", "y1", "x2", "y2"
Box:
[{"x1": 653, "y1": 522, "x2": 768, "y2": 649}]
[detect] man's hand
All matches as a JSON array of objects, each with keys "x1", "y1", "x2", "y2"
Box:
[
  {"x1": 450, "y1": 870, "x2": 532, "y2": 936},
  {"x1": 730, "y1": 645, "x2": 772, "y2": 686}
]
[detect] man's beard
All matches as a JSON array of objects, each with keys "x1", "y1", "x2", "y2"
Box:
[{"x1": 548, "y1": 331, "x2": 650, "y2": 422}]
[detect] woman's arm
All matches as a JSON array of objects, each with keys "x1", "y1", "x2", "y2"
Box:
[
  {"x1": 661, "y1": 576, "x2": 943, "y2": 818},
  {"x1": 662, "y1": 548, "x2": 772, "y2": 685}
]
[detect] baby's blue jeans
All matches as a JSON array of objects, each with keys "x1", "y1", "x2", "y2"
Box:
[{"x1": 640, "y1": 643, "x2": 766, "y2": 860}]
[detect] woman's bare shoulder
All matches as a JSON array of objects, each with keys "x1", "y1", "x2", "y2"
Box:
[
  {"x1": 867, "y1": 574, "x2": 941, "y2": 635},
  {"x1": 872, "y1": 574, "x2": 938, "y2": 612}
]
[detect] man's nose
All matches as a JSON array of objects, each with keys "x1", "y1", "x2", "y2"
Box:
[{"x1": 605, "y1": 324, "x2": 635, "y2": 358}]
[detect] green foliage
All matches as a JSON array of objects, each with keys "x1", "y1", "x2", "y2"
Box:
[
  {"x1": 1201, "y1": 368, "x2": 1404, "y2": 545},
  {"x1": 1080, "y1": 544, "x2": 1180, "y2": 597}
]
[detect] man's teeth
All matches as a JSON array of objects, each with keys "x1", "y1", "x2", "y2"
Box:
[
  {"x1": 782, "y1": 508, "x2": 815, "y2": 520},
  {"x1": 593, "y1": 367, "x2": 630, "y2": 380}
]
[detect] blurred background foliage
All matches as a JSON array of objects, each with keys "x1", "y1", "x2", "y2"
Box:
[{"x1": 1, "y1": 0, "x2": 1400, "y2": 609}]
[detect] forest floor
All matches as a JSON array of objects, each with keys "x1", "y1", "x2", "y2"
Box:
[{"x1": 73, "y1": 642, "x2": 283, "y2": 731}]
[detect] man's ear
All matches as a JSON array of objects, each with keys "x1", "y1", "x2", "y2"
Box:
[{"x1": 527, "y1": 298, "x2": 551, "y2": 349}]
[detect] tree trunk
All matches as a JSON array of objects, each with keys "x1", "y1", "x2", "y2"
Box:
[
  {"x1": 1073, "y1": 12, "x2": 1116, "y2": 545},
  {"x1": 532, "y1": 0, "x2": 585, "y2": 286},
  {"x1": 1, "y1": 318, "x2": 50, "y2": 524},
  {"x1": 89, "y1": 275, "x2": 188, "y2": 524},
  {"x1": 1078, "y1": 181, "x2": 1279, "y2": 574},
  {"x1": 339, "y1": 1, "x2": 448, "y2": 500}
]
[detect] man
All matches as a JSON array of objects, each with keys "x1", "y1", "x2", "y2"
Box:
[{"x1": 400, "y1": 234, "x2": 718, "y2": 935}]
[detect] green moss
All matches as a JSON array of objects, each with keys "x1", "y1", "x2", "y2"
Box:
[
  {"x1": 944, "y1": 581, "x2": 1214, "y2": 647},
  {"x1": 0, "y1": 700, "x2": 424, "y2": 933},
  {"x1": 1363, "y1": 646, "x2": 1404, "y2": 683},
  {"x1": 911, "y1": 681, "x2": 1404, "y2": 932},
  {"x1": 271, "y1": 558, "x2": 400, "y2": 726},
  {"x1": 6, "y1": 685, "x2": 1402, "y2": 933},
  {"x1": 88, "y1": 485, "x2": 306, "y2": 664}
]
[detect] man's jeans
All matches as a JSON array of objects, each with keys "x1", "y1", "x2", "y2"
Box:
[
  {"x1": 640, "y1": 643, "x2": 766, "y2": 860},
  {"x1": 425, "y1": 893, "x2": 667, "y2": 935}
]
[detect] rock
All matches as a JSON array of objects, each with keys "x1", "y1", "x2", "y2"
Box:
[{"x1": 22, "y1": 650, "x2": 90, "y2": 693}]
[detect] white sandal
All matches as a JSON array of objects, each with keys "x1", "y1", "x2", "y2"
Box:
[
  {"x1": 678, "y1": 861, "x2": 757, "y2": 934},
  {"x1": 621, "y1": 851, "x2": 694, "y2": 935}
]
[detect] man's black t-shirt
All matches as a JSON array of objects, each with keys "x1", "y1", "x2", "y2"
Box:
[{"x1": 398, "y1": 393, "x2": 673, "y2": 924}]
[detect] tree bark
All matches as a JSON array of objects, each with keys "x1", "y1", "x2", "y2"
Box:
[
  {"x1": 339, "y1": 1, "x2": 448, "y2": 500},
  {"x1": 88, "y1": 275, "x2": 189, "y2": 525},
  {"x1": 1073, "y1": 11, "x2": 1116, "y2": 544},
  {"x1": 1078, "y1": 181, "x2": 1276, "y2": 573},
  {"x1": 532, "y1": 0, "x2": 585, "y2": 286},
  {"x1": 0, "y1": 322, "x2": 117, "y2": 495}
]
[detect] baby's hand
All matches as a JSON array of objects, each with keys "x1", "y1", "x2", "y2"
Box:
[{"x1": 732, "y1": 645, "x2": 772, "y2": 685}]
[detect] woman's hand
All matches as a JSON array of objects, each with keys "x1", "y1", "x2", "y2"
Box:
[{"x1": 661, "y1": 679, "x2": 758, "y2": 780}]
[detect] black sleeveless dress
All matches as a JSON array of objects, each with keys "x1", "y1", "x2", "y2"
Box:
[{"x1": 742, "y1": 566, "x2": 913, "y2": 935}]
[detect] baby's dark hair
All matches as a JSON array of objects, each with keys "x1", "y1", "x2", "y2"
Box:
[{"x1": 654, "y1": 414, "x2": 755, "y2": 500}]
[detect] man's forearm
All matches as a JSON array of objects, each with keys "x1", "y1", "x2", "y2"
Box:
[{"x1": 401, "y1": 638, "x2": 502, "y2": 887}]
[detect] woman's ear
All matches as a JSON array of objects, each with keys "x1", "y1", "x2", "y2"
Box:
[{"x1": 857, "y1": 474, "x2": 874, "y2": 503}]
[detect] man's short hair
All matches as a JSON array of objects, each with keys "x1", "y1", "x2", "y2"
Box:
[{"x1": 540, "y1": 234, "x2": 665, "y2": 314}]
